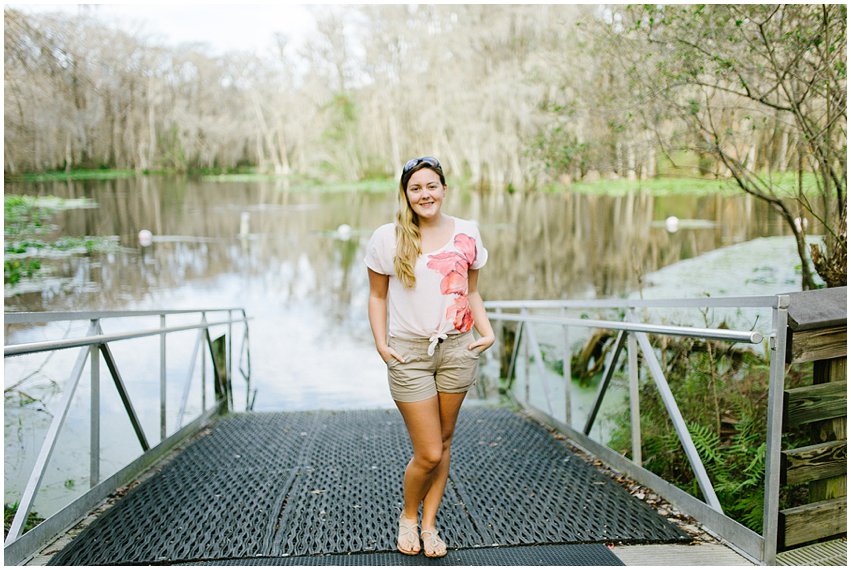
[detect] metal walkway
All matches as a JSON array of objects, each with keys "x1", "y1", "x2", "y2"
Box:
[{"x1": 48, "y1": 406, "x2": 689, "y2": 565}]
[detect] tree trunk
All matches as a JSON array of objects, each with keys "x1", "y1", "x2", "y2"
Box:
[
  {"x1": 778, "y1": 128, "x2": 789, "y2": 171},
  {"x1": 64, "y1": 132, "x2": 72, "y2": 172}
]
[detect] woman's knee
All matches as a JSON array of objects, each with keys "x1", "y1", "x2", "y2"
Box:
[
  {"x1": 441, "y1": 431, "x2": 455, "y2": 451},
  {"x1": 413, "y1": 446, "x2": 443, "y2": 470}
]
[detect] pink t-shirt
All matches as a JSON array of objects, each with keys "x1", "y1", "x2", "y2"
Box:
[{"x1": 365, "y1": 216, "x2": 488, "y2": 354}]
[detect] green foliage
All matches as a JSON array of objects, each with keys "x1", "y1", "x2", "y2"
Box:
[
  {"x1": 607, "y1": 336, "x2": 810, "y2": 532},
  {"x1": 4, "y1": 195, "x2": 97, "y2": 223},
  {"x1": 548, "y1": 171, "x2": 820, "y2": 197},
  {"x1": 158, "y1": 125, "x2": 189, "y2": 171},
  {"x1": 532, "y1": 127, "x2": 591, "y2": 177},
  {"x1": 3, "y1": 195, "x2": 112, "y2": 284},
  {"x1": 7, "y1": 169, "x2": 136, "y2": 182},
  {"x1": 323, "y1": 93, "x2": 357, "y2": 144},
  {"x1": 4, "y1": 258, "x2": 42, "y2": 284},
  {"x1": 52, "y1": 236, "x2": 118, "y2": 254},
  {"x1": 4, "y1": 503, "x2": 44, "y2": 537}
]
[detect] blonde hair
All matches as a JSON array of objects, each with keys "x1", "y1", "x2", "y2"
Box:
[
  {"x1": 394, "y1": 161, "x2": 446, "y2": 288},
  {"x1": 394, "y1": 180, "x2": 420, "y2": 288}
]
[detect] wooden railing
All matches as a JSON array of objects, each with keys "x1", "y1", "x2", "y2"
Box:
[{"x1": 778, "y1": 287, "x2": 847, "y2": 551}]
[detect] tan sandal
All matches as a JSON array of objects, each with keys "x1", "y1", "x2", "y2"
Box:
[
  {"x1": 420, "y1": 528, "x2": 447, "y2": 558},
  {"x1": 397, "y1": 515, "x2": 420, "y2": 555}
]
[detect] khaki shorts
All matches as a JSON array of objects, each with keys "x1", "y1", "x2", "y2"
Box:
[{"x1": 386, "y1": 331, "x2": 481, "y2": 402}]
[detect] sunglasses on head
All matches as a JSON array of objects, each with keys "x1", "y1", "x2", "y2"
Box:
[{"x1": 402, "y1": 156, "x2": 441, "y2": 174}]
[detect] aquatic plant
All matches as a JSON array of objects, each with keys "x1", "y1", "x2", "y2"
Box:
[{"x1": 3, "y1": 195, "x2": 113, "y2": 285}]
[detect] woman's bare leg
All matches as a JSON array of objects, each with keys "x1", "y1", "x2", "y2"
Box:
[
  {"x1": 394, "y1": 395, "x2": 444, "y2": 522},
  {"x1": 420, "y1": 391, "x2": 467, "y2": 532}
]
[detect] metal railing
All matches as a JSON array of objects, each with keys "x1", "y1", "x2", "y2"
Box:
[
  {"x1": 483, "y1": 295, "x2": 788, "y2": 565},
  {"x1": 3, "y1": 308, "x2": 253, "y2": 564}
]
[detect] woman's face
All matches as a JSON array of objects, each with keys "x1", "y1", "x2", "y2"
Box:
[{"x1": 405, "y1": 168, "x2": 445, "y2": 221}]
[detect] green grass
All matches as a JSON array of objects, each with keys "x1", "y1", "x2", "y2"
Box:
[
  {"x1": 202, "y1": 173, "x2": 398, "y2": 193},
  {"x1": 546, "y1": 171, "x2": 821, "y2": 197},
  {"x1": 290, "y1": 178, "x2": 397, "y2": 193},
  {"x1": 553, "y1": 177, "x2": 739, "y2": 196},
  {"x1": 201, "y1": 173, "x2": 283, "y2": 182},
  {"x1": 8, "y1": 169, "x2": 137, "y2": 182},
  {"x1": 8, "y1": 165, "x2": 822, "y2": 198}
]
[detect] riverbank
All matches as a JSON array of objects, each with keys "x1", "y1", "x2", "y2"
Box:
[{"x1": 5, "y1": 168, "x2": 820, "y2": 198}]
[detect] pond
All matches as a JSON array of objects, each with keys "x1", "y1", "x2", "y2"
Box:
[{"x1": 4, "y1": 175, "x2": 812, "y2": 518}]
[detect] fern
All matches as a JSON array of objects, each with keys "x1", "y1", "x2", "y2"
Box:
[
  {"x1": 606, "y1": 333, "x2": 782, "y2": 532},
  {"x1": 687, "y1": 421, "x2": 723, "y2": 465}
]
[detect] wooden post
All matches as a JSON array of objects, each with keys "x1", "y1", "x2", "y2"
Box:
[
  {"x1": 778, "y1": 286, "x2": 847, "y2": 551},
  {"x1": 499, "y1": 321, "x2": 515, "y2": 383},
  {"x1": 211, "y1": 334, "x2": 229, "y2": 410},
  {"x1": 810, "y1": 357, "x2": 847, "y2": 502}
]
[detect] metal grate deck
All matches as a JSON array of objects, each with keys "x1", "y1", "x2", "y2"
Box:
[
  {"x1": 49, "y1": 406, "x2": 688, "y2": 565},
  {"x1": 183, "y1": 544, "x2": 624, "y2": 566},
  {"x1": 776, "y1": 538, "x2": 847, "y2": 566}
]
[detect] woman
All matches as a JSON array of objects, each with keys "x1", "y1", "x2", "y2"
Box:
[{"x1": 365, "y1": 156, "x2": 495, "y2": 558}]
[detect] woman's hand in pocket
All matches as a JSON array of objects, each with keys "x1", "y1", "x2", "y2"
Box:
[
  {"x1": 378, "y1": 344, "x2": 406, "y2": 364},
  {"x1": 467, "y1": 335, "x2": 494, "y2": 354}
]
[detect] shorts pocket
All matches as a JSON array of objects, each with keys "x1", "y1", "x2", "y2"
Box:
[
  {"x1": 463, "y1": 345, "x2": 483, "y2": 359},
  {"x1": 387, "y1": 352, "x2": 424, "y2": 368}
]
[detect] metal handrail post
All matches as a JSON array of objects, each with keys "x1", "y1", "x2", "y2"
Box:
[
  {"x1": 239, "y1": 309, "x2": 252, "y2": 409},
  {"x1": 761, "y1": 295, "x2": 790, "y2": 565},
  {"x1": 561, "y1": 307, "x2": 571, "y2": 426},
  {"x1": 525, "y1": 319, "x2": 555, "y2": 417},
  {"x1": 628, "y1": 331, "x2": 642, "y2": 466},
  {"x1": 4, "y1": 322, "x2": 97, "y2": 544},
  {"x1": 177, "y1": 329, "x2": 204, "y2": 427},
  {"x1": 228, "y1": 309, "x2": 233, "y2": 404},
  {"x1": 201, "y1": 313, "x2": 207, "y2": 412},
  {"x1": 627, "y1": 310, "x2": 642, "y2": 465},
  {"x1": 635, "y1": 331, "x2": 723, "y2": 512},
  {"x1": 522, "y1": 309, "x2": 530, "y2": 404},
  {"x1": 244, "y1": 321, "x2": 250, "y2": 410},
  {"x1": 90, "y1": 319, "x2": 100, "y2": 488},
  {"x1": 160, "y1": 314, "x2": 166, "y2": 440},
  {"x1": 493, "y1": 307, "x2": 502, "y2": 356}
]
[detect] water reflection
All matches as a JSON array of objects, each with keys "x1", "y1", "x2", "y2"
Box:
[{"x1": 6, "y1": 177, "x2": 796, "y2": 312}]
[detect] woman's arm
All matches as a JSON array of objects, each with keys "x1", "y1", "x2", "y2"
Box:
[
  {"x1": 466, "y1": 269, "x2": 495, "y2": 352},
  {"x1": 367, "y1": 268, "x2": 406, "y2": 363}
]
